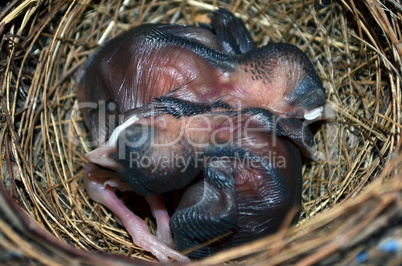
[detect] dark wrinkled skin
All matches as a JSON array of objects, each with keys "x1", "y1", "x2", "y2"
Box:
[
  {"x1": 109, "y1": 104, "x2": 307, "y2": 257},
  {"x1": 76, "y1": 9, "x2": 325, "y2": 144},
  {"x1": 77, "y1": 9, "x2": 323, "y2": 261}
]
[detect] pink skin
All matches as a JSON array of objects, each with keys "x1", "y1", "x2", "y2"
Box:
[
  {"x1": 145, "y1": 195, "x2": 175, "y2": 249},
  {"x1": 84, "y1": 117, "x2": 177, "y2": 255},
  {"x1": 76, "y1": 10, "x2": 324, "y2": 260},
  {"x1": 83, "y1": 164, "x2": 190, "y2": 262}
]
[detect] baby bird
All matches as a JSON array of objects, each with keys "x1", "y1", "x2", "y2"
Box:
[
  {"x1": 84, "y1": 98, "x2": 311, "y2": 258},
  {"x1": 76, "y1": 9, "x2": 325, "y2": 145},
  {"x1": 77, "y1": 8, "x2": 323, "y2": 261}
]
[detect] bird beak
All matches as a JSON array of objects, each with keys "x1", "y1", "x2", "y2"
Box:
[
  {"x1": 86, "y1": 115, "x2": 141, "y2": 169},
  {"x1": 85, "y1": 144, "x2": 119, "y2": 169},
  {"x1": 304, "y1": 106, "x2": 324, "y2": 120}
]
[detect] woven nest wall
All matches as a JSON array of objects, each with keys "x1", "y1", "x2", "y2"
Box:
[{"x1": 0, "y1": 0, "x2": 401, "y2": 265}]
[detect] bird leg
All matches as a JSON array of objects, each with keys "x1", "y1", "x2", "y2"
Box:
[
  {"x1": 145, "y1": 195, "x2": 175, "y2": 248},
  {"x1": 83, "y1": 163, "x2": 189, "y2": 262}
]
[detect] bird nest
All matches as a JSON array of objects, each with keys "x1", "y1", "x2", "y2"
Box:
[{"x1": 1, "y1": 0, "x2": 401, "y2": 264}]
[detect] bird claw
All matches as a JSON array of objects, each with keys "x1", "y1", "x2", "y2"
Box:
[{"x1": 83, "y1": 163, "x2": 190, "y2": 262}]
